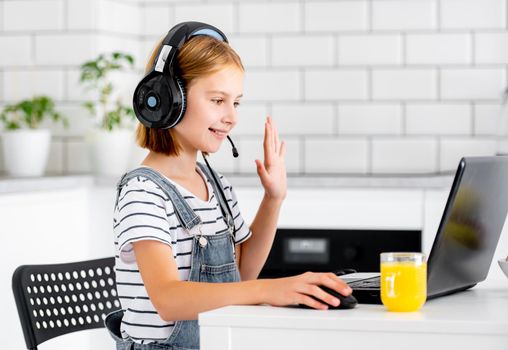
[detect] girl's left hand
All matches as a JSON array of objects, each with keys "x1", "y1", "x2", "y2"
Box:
[{"x1": 255, "y1": 116, "x2": 287, "y2": 201}]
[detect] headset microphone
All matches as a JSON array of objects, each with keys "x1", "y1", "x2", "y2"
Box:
[{"x1": 227, "y1": 136, "x2": 239, "y2": 158}]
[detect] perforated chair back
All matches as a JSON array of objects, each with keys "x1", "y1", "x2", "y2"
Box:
[{"x1": 12, "y1": 257, "x2": 121, "y2": 350}]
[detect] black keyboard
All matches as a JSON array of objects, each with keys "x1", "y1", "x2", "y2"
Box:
[{"x1": 348, "y1": 277, "x2": 381, "y2": 289}]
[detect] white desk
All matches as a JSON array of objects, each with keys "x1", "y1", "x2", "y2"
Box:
[{"x1": 199, "y1": 280, "x2": 508, "y2": 350}]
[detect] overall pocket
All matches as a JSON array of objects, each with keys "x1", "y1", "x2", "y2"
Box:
[
  {"x1": 104, "y1": 310, "x2": 135, "y2": 350},
  {"x1": 199, "y1": 262, "x2": 239, "y2": 283},
  {"x1": 105, "y1": 309, "x2": 124, "y2": 342}
]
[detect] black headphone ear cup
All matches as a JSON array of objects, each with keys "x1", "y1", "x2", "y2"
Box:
[
  {"x1": 176, "y1": 77, "x2": 187, "y2": 118},
  {"x1": 133, "y1": 72, "x2": 172, "y2": 128}
]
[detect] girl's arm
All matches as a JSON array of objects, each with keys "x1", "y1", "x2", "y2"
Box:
[
  {"x1": 238, "y1": 194, "x2": 283, "y2": 280},
  {"x1": 133, "y1": 240, "x2": 352, "y2": 321},
  {"x1": 237, "y1": 116, "x2": 287, "y2": 280}
]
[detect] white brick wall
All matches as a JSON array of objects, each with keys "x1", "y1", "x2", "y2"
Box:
[
  {"x1": 142, "y1": 5, "x2": 172, "y2": 36},
  {"x1": 35, "y1": 34, "x2": 96, "y2": 65},
  {"x1": 304, "y1": 1, "x2": 368, "y2": 32},
  {"x1": 230, "y1": 104, "x2": 267, "y2": 136},
  {"x1": 372, "y1": 69, "x2": 437, "y2": 100},
  {"x1": 338, "y1": 104, "x2": 402, "y2": 135},
  {"x1": 244, "y1": 70, "x2": 301, "y2": 101},
  {"x1": 440, "y1": 138, "x2": 497, "y2": 171},
  {"x1": 338, "y1": 35, "x2": 402, "y2": 66},
  {"x1": 272, "y1": 35, "x2": 335, "y2": 67},
  {"x1": 440, "y1": 0, "x2": 506, "y2": 29},
  {"x1": 98, "y1": 0, "x2": 141, "y2": 35},
  {"x1": 475, "y1": 33, "x2": 508, "y2": 64},
  {"x1": 239, "y1": 3, "x2": 300, "y2": 33},
  {"x1": 0, "y1": 0, "x2": 507, "y2": 176},
  {"x1": 441, "y1": 68, "x2": 506, "y2": 100},
  {"x1": 67, "y1": 0, "x2": 98, "y2": 30},
  {"x1": 405, "y1": 34, "x2": 471, "y2": 65},
  {"x1": 305, "y1": 69, "x2": 368, "y2": 100},
  {"x1": 372, "y1": 0, "x2": 437, "y2": 30},
  {"x1": 0, "y1": 71, "x2": 3, "y2": 102},
  {"x1": 4, "y1": 0, "x2": 64, "y2": 31},
  {"x1": 47, "y1": 140, "x2": 64, "y2": 173},
  {"x1": 0, "y1": 1, "x2": 3, "y2": 31},
  {"x1": 66, "y1": 70, "x2": 95, "y2": 102},
  {"x1": 272, "y1": 103, "x2": 335, "y2": 135},
  {"x1": 405, "y1": 104, "x2": 471, "y2": 135},
  {"x1": 207, "y1": 143, "x2": 237, "y2": 173},
  {"x1": 175, "y1": 4, "x2": 234, "y2": 34},
  {"x1": 4, "y1": 70, "x2": 65, "y2": 101},
  {"x1": 372, "y1": 138, "x2": 438, "y2": 173},
  {"x1": 0, "y1": 36, "x2": 31, "y2": 66},
  {"x1": 474, "y1": 104, "x2": 500, "y2": 136},
  {"x1": 305, "y1": 138, "x2": 369, "y2": 173},
  {"x1": 228, "y1": 35, "x2": 268, "y2": 68}
]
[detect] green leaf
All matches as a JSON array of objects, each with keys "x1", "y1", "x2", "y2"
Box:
[
  {"x1": 78, "y1": 51, "x2": 136, "y2": 131},
  {"x1": 0, "y1": 95, "x2": 67, "y2": 129}
]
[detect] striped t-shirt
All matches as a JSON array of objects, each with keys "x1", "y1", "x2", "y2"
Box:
[{"x1": 113, "y1": 166, "x2": 252, "y2": 344}]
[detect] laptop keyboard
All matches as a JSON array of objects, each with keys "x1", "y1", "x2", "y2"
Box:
[{"x1": 348, "y1": 277, "x2": 380, "y2": 289}]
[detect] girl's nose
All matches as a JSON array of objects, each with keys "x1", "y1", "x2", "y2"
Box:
[{"x1": 223, "y1": 104, "x2": 237, "y2": 125}]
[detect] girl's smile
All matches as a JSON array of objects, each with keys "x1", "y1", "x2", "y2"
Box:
[{"x1": 208, "y1": 127, "x2": 229, "y2": 140}]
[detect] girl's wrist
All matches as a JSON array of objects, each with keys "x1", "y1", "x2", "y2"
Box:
[
  {"x1": 250, "y1": 279, "x2": 270, "y2": 304},
  {"x1": 263, "y1": 192, "x2": 285, "y2": 204}
]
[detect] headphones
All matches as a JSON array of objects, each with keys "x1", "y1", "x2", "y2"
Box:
[{"x1": 133, "y1": 21, "x2": 228, "y2": 129}]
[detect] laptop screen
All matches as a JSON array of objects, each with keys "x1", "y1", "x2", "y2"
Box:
[{"x1": 427, "y1": 156, "x2": 508, "y2": 297}]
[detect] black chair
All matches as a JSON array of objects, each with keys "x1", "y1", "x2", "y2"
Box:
[{"x1": 12, "y1": 257, "x2": 121, "y2": 350}]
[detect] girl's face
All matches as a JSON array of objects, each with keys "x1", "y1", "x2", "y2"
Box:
[{"x1": 173, "y1": 65, "x2": 244, "y2": 155}]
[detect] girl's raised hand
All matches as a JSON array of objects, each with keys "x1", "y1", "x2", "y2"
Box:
[{"x1": 255, "y1": 116, "x2": 287, "y2": 201}]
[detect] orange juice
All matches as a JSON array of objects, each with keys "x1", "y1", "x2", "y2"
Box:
[{"x1": 381, "y1": 261, "x2": 427, "y2": 312}]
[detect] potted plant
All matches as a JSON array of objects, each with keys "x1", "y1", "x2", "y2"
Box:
[
  {"x1": 0, "y1": 96, "x2": 68, "y2": 177},
  {"x1": 80, "y1": 51, "x2": 136, "y2": 176}
]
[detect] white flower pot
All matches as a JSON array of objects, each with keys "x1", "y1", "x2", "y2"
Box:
[
  {"x1": 87, "y1": 128, "x2": 134, "y2": 177},
  {"x1": 1, "y1": 129, "x2": 51, "y2": 177}
]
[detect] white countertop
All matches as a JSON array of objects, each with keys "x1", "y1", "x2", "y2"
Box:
[
  {"x1": 0, "y1": 173, "x2": 455, "y2": 194},
  {"x1": 199, "y1": 279, "x2": 508, "y2": 336}
]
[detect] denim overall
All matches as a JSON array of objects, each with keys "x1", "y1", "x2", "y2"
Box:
[{"x1": 105, "y1": 163, "x2": 240, "y2": 350}]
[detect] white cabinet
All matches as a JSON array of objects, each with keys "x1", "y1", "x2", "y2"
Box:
[
  {"x1": 1, "y1": 187, "x2": 116, "y2": 350},
  {"x1": 235, "y1": 186, "x2": 507, "y2": 280},
  {"x1": 236, "y1": 186, "x2": 425, "y2": 230}
]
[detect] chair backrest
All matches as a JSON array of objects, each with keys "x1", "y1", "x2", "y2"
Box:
[{"x1": 12, "y1": 257, "x2": 121, "y2": 350}]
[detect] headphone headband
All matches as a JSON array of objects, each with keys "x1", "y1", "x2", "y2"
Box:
[
  {"x1": 133, "y1": 22, "x2": 228, "y2": 129},
  {"x1": 154, "y1": 22, "x2": 228, "y2": 74}
]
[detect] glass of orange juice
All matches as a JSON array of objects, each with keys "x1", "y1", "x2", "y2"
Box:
[{"x1": 380, "y1": 252, "x2": 427, "y2": 312}]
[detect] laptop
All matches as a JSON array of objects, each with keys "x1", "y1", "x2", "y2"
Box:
[{"x1": 341, "y1": 156, "x2": 508, "y2": 304}]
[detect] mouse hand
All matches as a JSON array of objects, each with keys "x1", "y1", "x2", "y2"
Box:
[{"x1": 261, "y1": 272, "x2": 352, "y2": 310}]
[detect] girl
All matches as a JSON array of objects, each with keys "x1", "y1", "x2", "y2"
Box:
[{"x1": 106, "y1": 22, "x2": 352, "y2": 350}]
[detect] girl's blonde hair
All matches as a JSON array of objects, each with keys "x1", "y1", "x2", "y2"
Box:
[{"x1": 136, "y1": 35, "x2": 244, "y2": 156}]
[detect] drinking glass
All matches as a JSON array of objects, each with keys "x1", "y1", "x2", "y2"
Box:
[{"x1": 380, "y1": 252, "x2": 427, "y2": 312}]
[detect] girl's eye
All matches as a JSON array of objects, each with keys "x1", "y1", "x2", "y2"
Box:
[
  {"x1": 234, "y1": 102, "x2": 241, "y2": 108},
  {"x1": 212, "y1": 99, "x2": 223, "y2": 105}
]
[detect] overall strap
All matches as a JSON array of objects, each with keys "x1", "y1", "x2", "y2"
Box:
[
  {"x1": 196, "y1": 161, "x2": 236, "y2": 235},
  {"x1": 115, "y1": 167, "x2": 202, "y2": 231}
]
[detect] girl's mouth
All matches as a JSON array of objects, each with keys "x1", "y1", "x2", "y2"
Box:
[{"x1": 209, "y1": 128, "x2": 227, "y2": 138}]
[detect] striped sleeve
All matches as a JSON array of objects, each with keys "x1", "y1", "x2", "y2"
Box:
[
  {"x1": 218, "y1": 174, "x2": 252, "y2": 244},
  {"x1": 114, "y1": 177, "x2": 175, "y2": 262}
]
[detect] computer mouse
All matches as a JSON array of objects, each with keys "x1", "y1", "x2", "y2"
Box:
[
  {"x1": 298, "y1": 286, "x2": 358, "y2": 310},
  {"x1": 319, "y1": 285, "x2": 358, "y2": 309}
]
